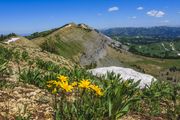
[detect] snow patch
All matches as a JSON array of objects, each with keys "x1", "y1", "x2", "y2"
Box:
[
  {"x1": 177, "y1": 53, "x2": 180, "y2": 56},
  {"x1": 170, "y1": 42, "x2": 176, "y2": 51},
  {"x1": 161, "y1": 43, "x2": 169, "y2": 51},
  {"x1": 4, "y1": 38, "x2": 20, "y2": 44},
  {"x1": 63, "y1": 24, "x2": 72, "y2": 29},
  {"x1": 89, "y1": 66, "x2": 156, "y2": 88}
]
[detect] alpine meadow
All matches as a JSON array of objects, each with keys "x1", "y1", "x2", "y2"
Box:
[{"x1": 0, "y1": 0, "x2": 180, "y2": 120}]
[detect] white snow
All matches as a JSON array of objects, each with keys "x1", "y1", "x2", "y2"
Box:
[
  {"x1": 170, "y1": 42, "x2": 175, "y2": 51},
  {"x1": 178, "y1": 53, "x2": 180, "y2": 56},
  {"x1": 89, "y1": 66, "x2": 156, "y2": 88},
  {"x1": 4, "y1": 38, "x2": 20, "y2": 44},
  {"x1": 64, "y1": 24, "x2": 72, "y2": 29},
  {"x1": 161, "y1": 43, "x2": 169, "y2": 51},
  {"x1": 80, "y1": 24, "x2": 88, "y2": 29}
]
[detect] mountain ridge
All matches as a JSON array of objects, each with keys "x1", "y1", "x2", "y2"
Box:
[
  {"x1": 31, "y1": 23, "x2": 125, "y2": 68},
  {"x1": 102, "y1": 26, "x2": 180, "y2": 38},
  {"x1": 2, "y1": 23, "x2": 180, "y2": 80}
]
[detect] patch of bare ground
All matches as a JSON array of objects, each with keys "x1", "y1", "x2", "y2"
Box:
[
  {"x1": 120, "y1": 113, "x2": 166, "y2": 120},
  {"x1": 0, "y1": 81, "x2": 54, "y2": 120}
]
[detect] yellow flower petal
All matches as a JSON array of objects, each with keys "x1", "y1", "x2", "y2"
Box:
[
  {"x1": 60, "y1": 82, "x2": 73, "y2": 92},
  {"x1": 47, "y1": 80, "x2": 56, "y2": 84},
  {"x1": 79, "y1": 79, "x2": 91, "y2": 89},
  {"x1": 71, "y1": 82, "x2": 78, "y2": 87},
  {"x1": 90, "y1": 84, "x2": 104, "y2": 96},
  {"x1": 47, "y1": 84, "x2": 52, "y2": 88},
  {"x1": 57, "y1": 75, "x2": 68, "y2": 82}
]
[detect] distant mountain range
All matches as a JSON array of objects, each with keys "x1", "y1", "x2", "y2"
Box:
[
  {"x1": 102, "y1": 26, "x2": 180, "y2": 38},
  {"x1": 101, "y1": 26, "x2": 180, "y2": 58}
]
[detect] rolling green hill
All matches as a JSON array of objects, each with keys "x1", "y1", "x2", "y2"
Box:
[
  {"x1": 31, "y1": 23, "x2": 125, "y2": 67},
  {"x1": 102, "y1": 27, "x2": 180, "y2": 58},
  {"x1": 129, "y1": 41, "x2": 180, "y2": 58},
  {"x1": 26, "y1": 23, "x2": 180, "y2": 81}
]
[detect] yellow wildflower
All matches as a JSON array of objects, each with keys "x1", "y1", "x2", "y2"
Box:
[
  {"x1": 47, "y1": 80, "x2": 56, "y2": 84},
  {"x1": 79, "y1": 79, "x2": 91, "y2": 89},
  {"x1": 47, "y1": 84, "x2": 52, "y2": 88},
  {"x1": 71, "y1": 82, "x2": 78, "y2": 87},
  {"x1": 57, "y1": 75, "x2": 68, "y2": 82},
  {"x1": 60, "y1": 82, "x2": 73, "y2": 92},
  {"x1": 52, "y1": 88, "x2": 57, "y2": 94},
  {"x1": 54, "y1": 81, "x2": 61, "y2": 87},
  {"x1": 90, "y1": 84, "x2": 104, "y2": 96},
  {"x1": 96, "y1": 89, "x2": 103, "y2": 96}
]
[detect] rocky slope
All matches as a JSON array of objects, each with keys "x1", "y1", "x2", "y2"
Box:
[
  {"x1": 0, "y1": 83, "x2": 53, "y2": 120},
  {"x1": 32, "y1": 23, "x2": 124, "y2": 67},
  {"x1": 0, "y1": 38, "x2": 75, "y2": 119}
]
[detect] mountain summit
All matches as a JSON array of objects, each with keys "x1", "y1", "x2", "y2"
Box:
[{"x1": 31, "y1": 23, "x2": 123, "y2": 67}]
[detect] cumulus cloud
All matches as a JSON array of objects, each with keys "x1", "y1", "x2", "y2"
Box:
[
  {"x1": 147, "y1": 10, "x2": 165, "y2": 17},
  {"x1": 108, "y1": 6, "x2": 119, "y2": 12},
  {"x1": 137, "y1": 7, "x2": 144, "y2": 10}
]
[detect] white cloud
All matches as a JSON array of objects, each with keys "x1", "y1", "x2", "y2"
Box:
[
  {"x1": 147, "y1": 10, "x2": 165, "y2": 17},
  {"x1": 137, "y1": 7, "x2": 144, "y2": 10},
  {"x1": 108, "y1": 6, "x2": 119, "y2": 12}
]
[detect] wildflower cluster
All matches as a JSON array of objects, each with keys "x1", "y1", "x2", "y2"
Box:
[
  {"x1": 47, "y1": 75, "x2": 103, "y2": 96},
  {"x1": 47, "y1": 75, "x2": 73, "y2": 94},
  {"x1": 79, "y1": 79, "x2": 103, "y2": 96}
]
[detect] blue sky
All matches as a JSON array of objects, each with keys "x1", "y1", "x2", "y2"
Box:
[{"x1": 0, "y1": 0, "x2": 180, "y2": 34}]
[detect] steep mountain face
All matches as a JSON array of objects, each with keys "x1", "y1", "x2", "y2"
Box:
[{"x1": 32, "y1": 23, "x2": 123, "y2": 67}]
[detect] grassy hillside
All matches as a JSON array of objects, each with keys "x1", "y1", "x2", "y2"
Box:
[
  {"x1": 129, "y1": 41, "x2": 180, "y2": 58},
  {"x1": 29, "y1": 23, "x2": 180, "y2": 81},
  {"x1": 32, "y1": 23, "x2": 124, "y2": 67},
  {"x1": 0, "y1": 43, "x2": 179, "y2": 120},
  {"x1": 0, "y1": 24, "x2": 179, "y2": 120}
]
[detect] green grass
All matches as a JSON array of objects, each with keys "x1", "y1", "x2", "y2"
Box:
[
  {"x1": 55, "y1": 38, "x2": 84, "y2": 58},
  {"x1": 129, "y1": 41, "x2": 180, "y2": 59},
  {"x1": 19, "y1": 60, "x2": 180, "y2": 119},
  {"x1": 39, "y1": 33, "x2": 85, "y2": 59},
  {"x1": 1, "y1": 42, "x2": 179, "y2": 119}
]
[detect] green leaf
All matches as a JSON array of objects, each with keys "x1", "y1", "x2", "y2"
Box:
[
  {"x1": 108, "y1": 96, "x2": 112, "y2": 117},
  {"x1": 116, "y1": 104, "x2": 130, "y2": 119}
]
